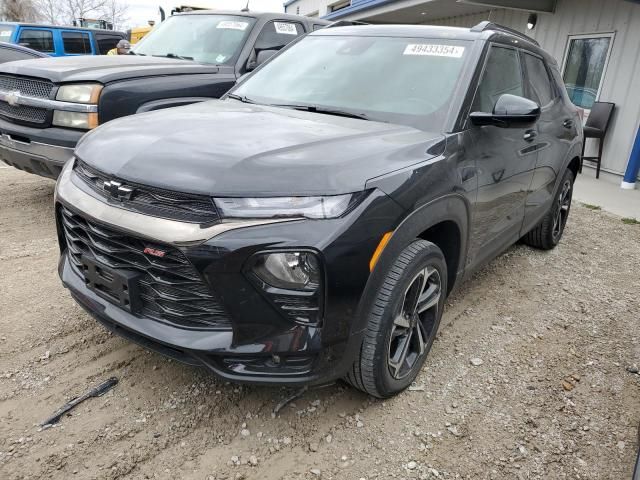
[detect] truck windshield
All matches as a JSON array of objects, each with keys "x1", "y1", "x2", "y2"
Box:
[
  {"x1": 0, "y1": 24, "x2": 15, "y2": 41},
  {"x1": 132, "y1": 14, "x2": 256, "y2": 65},
  {"x1": 234, "y1": 35, "x2": 471, "y2": 130}
]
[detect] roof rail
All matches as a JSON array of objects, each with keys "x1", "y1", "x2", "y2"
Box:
[
  {"x1": 326, "y1": 20, "x2": 369, "y2": 28},
  {"x1": 471, "y1": 21, "x2": 539, "y2": 46}
]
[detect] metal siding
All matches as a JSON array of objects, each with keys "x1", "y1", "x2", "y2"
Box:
[{"x1": 431, "y1": 0, "x2": 640, "y2": 177}]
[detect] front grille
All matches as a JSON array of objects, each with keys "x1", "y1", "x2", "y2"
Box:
[
  {"x1": 74, "y1": 160, "x2": 220, "y2": 224},
  {"x1": 0, "y1": 75, "x2": 54, "y2": 125},
  {"x1": 0, "y1": 75, "x2": 54, "y2": 98},
  {"x1": 0, "y1": 101, "x2": 48, "y2": 124},
  {"x1": 60, "y1": 205, "x2": 231, "y2": 330}
]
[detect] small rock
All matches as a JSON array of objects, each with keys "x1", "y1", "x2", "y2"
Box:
[
  {"x1": 562, "y1": 381, "x2": 574, "y2": 391},
  {"x1": 626, "y1": 366, "x2": 639, "y2": 374},
  {"x1": 240, "y1": 429, "x2": 250, "y2": 437},
  {"x1": 282, "y1": 437, "x2": 292, "y2": 445},
  {"x1": 310, "y1": 468, "x2": 322, "y2": 476},
  {"x1": 407, "y1": 461, "x2": 418, "y2": 470},
  {"x1": 249, "y1": 455, "x2": 258, "y2": 466},
  {"x1": 470, "y1": 358, "x2": 483, "y2": 366},
  {"x1": 356, "y1": 421, "x2": 364, "y2": 428},
  {"x1": 325, "y1": 434, "x2": 333, "y2": 443},
  {"x1": 309, "y1": 442, "x2": 319, "y2": 452}
]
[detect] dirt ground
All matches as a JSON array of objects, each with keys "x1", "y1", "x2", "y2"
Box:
[{"x1": 1, "y1": 165, "x2": 639, "y2": 480}]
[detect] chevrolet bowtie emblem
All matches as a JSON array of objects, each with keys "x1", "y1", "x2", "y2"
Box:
[
  {"x1": 103, "y1": 180, "x2": 134, "y2": 201},
  {"x1": 5, "y1": 91, "x2": 20, "y2": 107}
]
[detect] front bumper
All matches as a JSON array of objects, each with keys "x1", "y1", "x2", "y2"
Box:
[
  {"x1": 0, "y1": 118, "x2": 82, "y2": 179},
  {"x1": 55, "y1": 161, "x2": 404, "y2": 385}
]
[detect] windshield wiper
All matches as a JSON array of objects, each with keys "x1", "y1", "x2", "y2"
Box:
[
  {"x1": 153, "y1": 53, "x2": 194, "y2": 60},
  {"x1": 128, "y1": 51, "x2": 145, "y2": 56},
  {"x1": 227, "y1": 93, "x2": 259, "y2": 104},
  {"x1": 272, "y1": 104, "x2": 370, "y2": 121}
]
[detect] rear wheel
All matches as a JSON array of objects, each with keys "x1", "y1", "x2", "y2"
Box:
[
  {"x1": 345, "y1": 240, "x2": 447, "y2": 398},
  {"x1": 523, "y1": 169, "x2": 574, "y2": 250}
]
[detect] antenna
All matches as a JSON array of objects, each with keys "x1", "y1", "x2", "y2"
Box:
[{"x1": 241, "y1": 1, "x2": 250, "y2": 12}]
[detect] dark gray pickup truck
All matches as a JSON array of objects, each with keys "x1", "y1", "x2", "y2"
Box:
[{"x1": 0, "y1": 11, "x2": 327, "y2": 179}]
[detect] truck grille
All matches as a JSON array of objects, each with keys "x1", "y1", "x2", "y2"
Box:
[
  {"x1": 74, "y1": 160, "x2": 220, "y2": 224},
  {"x1": 59, "y1": 205, "x2": 231, "y2": 330},
  {"x1": 0, "y1": 75, "x2": 54, "y2": 98},
  {"x1": 0, "y1": 75, "x2": 54, "y2": 125}
]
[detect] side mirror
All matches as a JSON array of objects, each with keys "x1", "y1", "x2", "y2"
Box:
[
  {"x1": 246, "y1": 49, "x2": 279, "y2": 71},
  {"x1": 470, "y1": 94, "x2": 541, "y2": 128}
]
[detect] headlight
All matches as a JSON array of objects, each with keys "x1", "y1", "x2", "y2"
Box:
[
  {"x1": 52, "y1": 111, "x2": 99, "y2": 130},
  {"x1": 254, "y1": 252, "x2": 321, "y2": 291},
  {"x1": 214, "y1": 193, "x2": 364, "y2": 219},
  {"x1": 56, "y1": 84, "x2": 103, "y2": 104}
]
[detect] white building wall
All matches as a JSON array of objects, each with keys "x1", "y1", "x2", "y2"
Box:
[
  {"x1": 284, "y1": 0, "x2": 329, "y2": 17},
  {"x1": 430, "y1": 0, "x2": 640, "y2": 177}
]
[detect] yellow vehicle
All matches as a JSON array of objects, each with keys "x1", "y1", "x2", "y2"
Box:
[{"x1": 129, "y1": 22, "x2": 154, "y2": 45}]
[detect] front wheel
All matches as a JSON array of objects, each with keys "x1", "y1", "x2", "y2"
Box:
[
  {"x1": 523, "y1": 169, "x2": 574, "y2": 250},
  {"x1": 345, "y1": 240, "x2": 447, "y2": 398}
]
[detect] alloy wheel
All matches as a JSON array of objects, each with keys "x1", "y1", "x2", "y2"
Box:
[
  {"x1": 387, "y1": 266, "x2": 442, "y2": 380},
  {"x1": 553, "y1": 179, "x2": 572, "y2": 240}
]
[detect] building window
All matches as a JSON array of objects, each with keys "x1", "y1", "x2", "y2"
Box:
[
  {"x1": 562, "y1": 33, "x2": 614, "y2": 110},
  {"x1": 329, "y1": 0, "x2": 350, "y2": 13}
]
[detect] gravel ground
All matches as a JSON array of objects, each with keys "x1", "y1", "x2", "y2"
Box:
[{"x1": 1, "y1": 166, "x2": 639, "y2": 480}]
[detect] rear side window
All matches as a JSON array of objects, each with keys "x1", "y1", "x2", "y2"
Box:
[
  {"x1": 18, "y1": 29, "x2": 54, "y2": 53},
  {"x1": 0, "y1": 25, "x2": 15, "y2": 40},
  {"x1": 523, "y1": 53, "x2": 555, "y2": 106},
  {"x1": 62, "y1": 32, "x2": 92, "y2": 54},
  {"x1": 472, "y1": 45, "x2": 524, "y2": 113},
  {"x1": 254, "y1": 21, "x2": 304, "y2": 50},
  {"x1": 95, "y1": 34, "x2": 122, "y2": 55}
]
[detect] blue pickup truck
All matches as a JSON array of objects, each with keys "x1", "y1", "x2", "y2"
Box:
[{"x1": 0, "y1": 23, "x2": 126, "y2": 57}]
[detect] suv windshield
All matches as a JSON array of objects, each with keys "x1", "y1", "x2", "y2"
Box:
[
  {"x1": 133, "y1": 14, "x2": 256, "y2": 65},
  {"x1": 234, "y1": 35, "x2": 471, "y2": 129}
]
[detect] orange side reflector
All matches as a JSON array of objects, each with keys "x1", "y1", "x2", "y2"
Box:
[{"x1": 369, "y1": 231, "x2": 393, "y2": 272}]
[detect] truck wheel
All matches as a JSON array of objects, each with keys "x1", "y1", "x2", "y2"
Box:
[
  {"x1": 346, "y1": 240, "x2": 447, "y2": 398},
  {"x1": 523, "y1": 169, "x2": 574, "y2": 250}
]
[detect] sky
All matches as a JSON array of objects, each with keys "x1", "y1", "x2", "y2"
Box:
[{"x1": 125, "y1": 0, "x2": 285, "y2": 28}]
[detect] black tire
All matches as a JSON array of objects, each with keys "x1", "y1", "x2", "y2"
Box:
[
  {"x1": 345, "y1": 240, "x2": 447, "y2": 398},
  {"x1": 523, "y1": 168, "x2": 574, "y2": 250}
]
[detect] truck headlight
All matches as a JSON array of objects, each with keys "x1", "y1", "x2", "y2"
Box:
[
  {"x1": 52, "y1": 111, "x2": 99, "y2": 130},
  {"x1": 214, "y1": 192, "x2": 366, "y2": 219},
  {"x1": 56, "y1": 84, "x2": 103, "y2": 104}
]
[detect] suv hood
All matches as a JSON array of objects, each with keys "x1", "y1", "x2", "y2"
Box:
[
  {"x1": 0, "y1": 55, "x2": 224, "y2": 84},
  {"x1": 76, "y1": 100, "x2": 444, "y2": 197}
]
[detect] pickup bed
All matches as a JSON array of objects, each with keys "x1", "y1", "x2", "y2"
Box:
[{"x1": 0, "y1": 11, "x2": 327, "y2": 179}]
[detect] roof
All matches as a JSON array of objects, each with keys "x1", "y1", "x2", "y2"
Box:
[
  {"x1": 176, "y1": 10, "x2": 329, "y2": 23},
  {"x1": 0, "y1": 22, "x2": 125, "y2": 35}
]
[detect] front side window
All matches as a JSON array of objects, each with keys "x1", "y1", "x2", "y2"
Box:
[
  {"x1": 18, "y1": 29, "x2": 54, "y2": 53},
  {"x1": 562, "y1": 35, "x2": 612, "y2": 109},
  {"x1": 95, "y1": 34, "x2": 121, "y2": 55},
  {"x1": 234, "y1": 35, "x2": 470, "y2": 130},
  {"x1": 523, "y1": 53, "x2": 555, "y2": 106},
  {"x1": 472, "y1": 45, "x2": 523, "y2": 113},
  {"x1": 254, "y1": 21, "x2": 304, "y2": 51},
  {"x1": 133, "y1": 14, "x2": 257, "y2": 65},
  {"x1": 63, "y1": 32, "x2": 92, "y2": 55}
]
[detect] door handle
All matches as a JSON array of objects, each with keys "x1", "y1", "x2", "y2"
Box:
[
  {"x1": 523, "y1": 130, "x2": 538, "y2": 142},
  {"x1": 563, "y1": 119, "x2": 574, "y2": 129}
]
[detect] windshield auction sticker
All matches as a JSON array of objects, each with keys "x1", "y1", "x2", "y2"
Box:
[
  {"x1": 217, "y1": 21, "x2": 249, "y2": 30},
  {"x1": 403, "y1": 44, "x2": 465, "y2": 57},
  {"x1": 274, "y1": 22, "x2": 298, "y2": 35}
]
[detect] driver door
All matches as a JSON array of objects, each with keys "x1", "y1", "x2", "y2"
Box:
[{"x1": 466, "y1": 44, "x2": 540, "y2": 268}]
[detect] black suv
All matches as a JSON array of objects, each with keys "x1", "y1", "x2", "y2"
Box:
[
  {"x1": 55, "y1": 22, "x2": 583, "y2": 398},
  {"x1": 0, "y1": 11, "x2": 327, "y2": 179}
]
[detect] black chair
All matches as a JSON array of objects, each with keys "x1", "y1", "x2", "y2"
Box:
[{"x1": 580, "y1": 101, "x2": 615, "y2": 179}]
